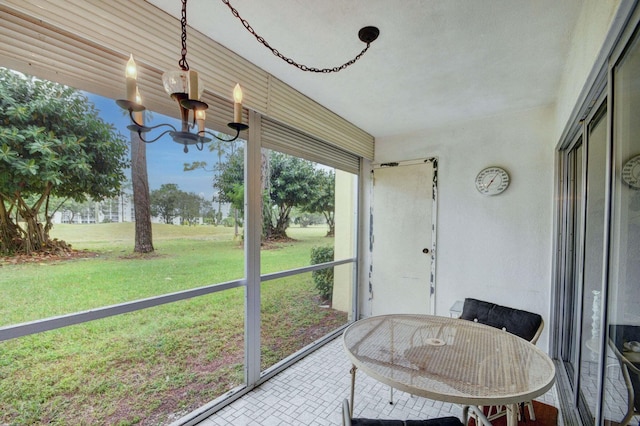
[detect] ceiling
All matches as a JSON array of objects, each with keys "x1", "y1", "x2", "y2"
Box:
[{"x1": 147, "y1": 0, "x2": 583, "y2": 139}]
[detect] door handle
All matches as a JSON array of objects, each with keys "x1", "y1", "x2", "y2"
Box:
[{"x1": 422, "y1": 248, "x2": 430, "y2": 254}]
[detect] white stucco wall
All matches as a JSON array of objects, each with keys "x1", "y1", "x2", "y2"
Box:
[
  {"x1": 370, "y1": 105, "x2": 556, "y2": 351},
  {"x1": 553, "y1": 0, "x2": 621, "y2": 143},
  {"x1": 360, "y1": 0, "x2": 629, "y2": 355}
]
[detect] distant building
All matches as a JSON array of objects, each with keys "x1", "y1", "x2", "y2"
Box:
[{"x1": 50, "y1": 193, "x2": 217, "y2": 226}]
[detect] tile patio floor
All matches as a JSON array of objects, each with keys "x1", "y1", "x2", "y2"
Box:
[{"x1": 196, "y1": 337, "x2": 561, "y2": 426}]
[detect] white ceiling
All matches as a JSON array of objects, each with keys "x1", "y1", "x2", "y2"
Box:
[{"x1": 147, "y1": 0, "x2": 583, "y2": 139}]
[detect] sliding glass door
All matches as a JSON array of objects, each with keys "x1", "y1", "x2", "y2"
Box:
[
  {"x1": 557, "y1": 101, "x2": 608, "y2": 425},
  {"x1": 578, "y1": 104, "x2": 608, "y2": 423},
  {"x1": 559, "y1": 137, "x2": 582, "y2": 386},
  {"x1": 555, "y1": 11, "x2": 640, "y2": 426},
  {"x1": 603, "y1": 26, "x2": 640, "y2": 425}
]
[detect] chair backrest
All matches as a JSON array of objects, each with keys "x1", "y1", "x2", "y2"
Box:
[
  {"x1": 460, "y1": 298, "x2": 543, "y2": 343},
  {"x1": 608, "y1": 324, "x2": 640, "y2": 414}
]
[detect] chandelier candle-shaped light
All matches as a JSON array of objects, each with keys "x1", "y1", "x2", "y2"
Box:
[
  {"x1": 115, "y1": 0, "x2": 248, "y2": 153},
  {"x1": 125, "y1": 55, "x2": 145, "y2": 125},
  {"x1": 125, "y1": 54, "x2": 137, "y2": 102}
]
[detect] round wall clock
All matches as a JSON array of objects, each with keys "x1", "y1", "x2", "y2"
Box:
[
  {"x1": 622, "y1": 154, "x2": 640, "y2": 189},
  {"x1": 475, "y1": 166, "x2": 510, "y2": 195}
]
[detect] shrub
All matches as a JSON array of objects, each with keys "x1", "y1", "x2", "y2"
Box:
[
  {"x1": 221, "y1": 217, "x2": 235, "y2": 227},
  {"x1": 310, "y1": 246, "x2": 334, "y2": 303}
]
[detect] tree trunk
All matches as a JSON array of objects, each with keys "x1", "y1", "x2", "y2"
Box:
[
  {"x1": 23, "y1": 214, "x2": 46, "y2": 253},
  {"x1": 324, "y1": 211, "x2": 335, "y2": 237},
  {"x1": 261, "y1": 149, "x2": 271, "y2": 240},
  {"x1": 271, "y1": 205, "x2": 291, "y2": 239},
  {"x1": 15, "y1": 189, "x2": 52, "y2": 254},
  {"x1": 0, "y1": 197, "x2": 21, "y2": 255},
  {"x1": 131, "y1": 129, "x2": 154, "y2": 253},
  {"x1": 15, "y1": 201, "x2": 43, "y2": 254},
  {"x1": 43, "y1": 194, "x2": 55, "y2": 235},
  {"x1": 217, "y1": 145, "x2": 223, "y2": 226},
  {"x1": 233, "y1": 207, "x2": 239, "y2": 237}
]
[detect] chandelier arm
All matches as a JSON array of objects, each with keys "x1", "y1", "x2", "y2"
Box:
[
  {"x1": 128, "y1": 110, "x2": 179, "y2": 134},
  {"x1": 128, "y1": 109, "x2": 143, "y2": 127},
  {"x1": 220, "y1": 0, "x2": 378, "y2": 73},
  {"x1": 201, "y1": 129, "x2": 241, "y2": 143},
  {"x1": 138, "y1": 129, "x2": 177, "y2": 144}
]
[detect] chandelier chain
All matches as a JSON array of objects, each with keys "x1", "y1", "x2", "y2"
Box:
[
  {"x1": 179, "y1": 0, "x2": 189, "y2": 71},
  {"x1": 221, "y1": 0, "x2": 371, "y2": 73}
]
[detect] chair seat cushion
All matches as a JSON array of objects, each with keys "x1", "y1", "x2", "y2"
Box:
[
  {"x1": 351, "y1": 416, "x2": 464, "y2": 426},
  {"x1": 460, "y1": 298, "x2": 542, "y2": 342}
]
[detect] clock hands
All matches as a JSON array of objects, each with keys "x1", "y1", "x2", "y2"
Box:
[{"x1": 485, "y1": 172, "x2": 501, "y2": 189}]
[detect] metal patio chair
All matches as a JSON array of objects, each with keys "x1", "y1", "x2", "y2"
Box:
[
  {"x1": 342, "y1": 398, "x2": 474, "y2": 426},
  {"x1": 460, "y1": 298, "x2": 544, "y2": 422},
  {"x1": 608, "y1": 324, "x2": 640, "y2": 426}
]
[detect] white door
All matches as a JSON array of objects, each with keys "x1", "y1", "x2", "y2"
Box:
[{"x1": 370, "y1": 159, "x2": 436, "y2": 315}]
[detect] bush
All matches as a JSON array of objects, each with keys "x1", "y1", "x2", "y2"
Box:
[
  {"x1": 221, "y1": 217, "x2": 242, "y2": 227},
  {"x1": 310, "y1": 246, "x2": 334, "y2": 303}
]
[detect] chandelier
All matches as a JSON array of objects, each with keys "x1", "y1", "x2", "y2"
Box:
[{"x1": 116, "y1": 0, "x2": 379, "y2": 153}]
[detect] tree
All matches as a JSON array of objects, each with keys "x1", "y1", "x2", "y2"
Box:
[
  {"x1": 302, "y1": 169, "x2": 335, "y2": 236},
  {"x1": 149, "y1": 183, "x2": 181, "y2": 224},
  {"x1": 199, "y1": 201, "x2": 217, "y2": 225},
  {"x1": 149, "y1": 184, "x2": 209, "y2": 226},
  {"x1": 0, "y1": 68, "x2": 128, "y2": 255},
  {"x1": 266, "y1": 151, "x2": 317, "y2": 239},
  {"x1": 213, "y1": 145, "x2": 245, "y2": 237},
  {"x1": 177, "y1": 191, "x2": 208, "y2": 226},
  {"x1": 214, "y1": 148, "x2": 325, "y2": 240},
  {"x1": 184, "y1": 138, "x2": 241, "y2": 226}
]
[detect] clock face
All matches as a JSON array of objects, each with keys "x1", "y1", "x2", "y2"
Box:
[
  {"x1": 475, "y1": 167, "x2": 510, "y2": 195},
  {"x1": 621, "y1": 154, "x2": 640, "y2": 190}
]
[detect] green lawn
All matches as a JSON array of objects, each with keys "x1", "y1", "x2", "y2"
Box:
[{"x1": 0, "y1": 223, "x2": 345, "y2": 425}]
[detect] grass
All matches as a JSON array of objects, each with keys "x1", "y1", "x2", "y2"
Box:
[{"x1": 0, "y1": 223, "x2": 345, "y2": 425}]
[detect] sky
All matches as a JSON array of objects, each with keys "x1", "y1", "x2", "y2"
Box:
[{"x1": 86, "y1": 93, "x2": 225, "y2": 202}]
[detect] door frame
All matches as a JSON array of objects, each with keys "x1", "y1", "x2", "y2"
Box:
[{"x1": 370, "y1": 157, "x2": 438, "y2": 315}]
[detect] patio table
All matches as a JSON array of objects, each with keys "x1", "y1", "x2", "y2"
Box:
[{"x1": 342, "y1": 314, "x2": 556, "y2": 426}]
